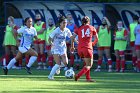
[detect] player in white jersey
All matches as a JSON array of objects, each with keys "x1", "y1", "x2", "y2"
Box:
[
  {"x1": 3, "y1": 17, "x2": 39, "y2": 75},
  {"x1": 48, "y1": 16, "x2": 73, "y2": 80}
]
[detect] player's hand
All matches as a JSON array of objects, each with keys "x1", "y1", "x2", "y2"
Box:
[
  {"x1": 70, "y1": 47, "x2": 75, "y2": 54},
  {"x1": 16, "y1": 40, "x2": 20, "y2": 47}
]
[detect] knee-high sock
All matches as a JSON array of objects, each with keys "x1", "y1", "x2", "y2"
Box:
[
  {"x1": 97, "y1": 59, "x2": 102, "y2": 66},
  {"x1": 76, "y1": 67, "x2": 89, "y2": 80},
  {"x1": 85, "y1": 69, "x2": 91, "y2": 80},
  {"x1": 7, "y1": 58, "x2": 17, "y2": 69},
  {"x1": 49, "y1": 64, "x2": 60, "y2": 77},
  {"x1": 27, "y1": 56, "x2": 37, "y2": 68},
  {"x1": 132, "y1": 57, "x2": 137, "y2": 67},
  {"x1": 5, "y1": 54, "x2": 9, "y2": 65},
  {"x1": 116, "y1": 59, "x2": 120, "y2": 70},
  {"x1": 48, "y1": 56, "x2": 54, "y2": 67},
  {"x1": 37, "y1": 53, "x2": 41, "y2": 62},
  {"x1": 18, "y1": 58, "x2": 22, "y2": 66},
  {"x1": 137, "y1": 60, "x2": 140, "y2": 69},
  {"x1": 41, "y1": 54, "x2": 46, "y2": 62},
  {"x1": 121, "y1": 60, "x2": 125, "y2": 70},
  {"x1": 25, "y1": 55, "x2": 29, "y2": 64},
  {"x1": 70, "y1": 54, "x2": 74, "y2": 67}
]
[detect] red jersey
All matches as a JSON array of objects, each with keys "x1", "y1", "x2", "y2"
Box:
[{"x1": 75, "y1": 24, "x2": 97, "y2": 49}]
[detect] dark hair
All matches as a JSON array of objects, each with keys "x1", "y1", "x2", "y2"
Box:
[
  {"x1": 58, "y1": 16, "x2": 66, "y2": 24},
  {"x1": 24, "y1": 17, "x2": 32, "y2": 25},
  {"x1": 133, "y1": 15, "x2": 138, "y2": 21},
  {"x1": 81, "y1": 16, "x2": 90, "y2": 25}
]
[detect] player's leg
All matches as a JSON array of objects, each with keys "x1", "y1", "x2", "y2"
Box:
[
  {"x1": 115, "y1": 50, "x2": 120, "y2": 72},
  {"x1": 132, "y1": 46, "x2": 137, "y2": 71},
  {"x1": 34, "y1": 41, "x2": 41, "y2": 69},
  {"x1": 104, "y1": 47, "x2": 112, "y2": 72},
  {"x1": 94, "y1": 47, "x2": 103, "y2": 72},
  {"x1": 25, "y1": 48, "x2": 38, "y2": 74},
  {"x1": 119, "y1": 51, "x2": 125, "y2": 72},
  {"x1": 3, "y1": 51, "x2": 22, "y2": 75},
  {"x1": 47, "y1": 45, "x2": 54, "y2": 70},
  {"x1": 39, "y1": 41, "x2": 46, "y2": 69},
  {"x1": 4, "y1": 46, "x2": 10, "y2": 65},
  {"x1": 136, "y1": 46, "x2": 140, "y2": 72},
  {"x1": 48, "y1": 54, "x2": 61, "y2": 79}
]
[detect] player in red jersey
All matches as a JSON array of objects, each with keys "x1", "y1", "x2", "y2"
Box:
[{"x1": 71, "y1": 16, "x2": 98, "y2": 82}]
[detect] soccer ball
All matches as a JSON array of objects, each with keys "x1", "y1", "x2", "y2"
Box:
[{"x1": 65, "y1": 69, "x2": 75, "y2": 79}]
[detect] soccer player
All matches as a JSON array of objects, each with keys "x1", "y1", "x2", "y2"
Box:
[
  {"x1": 129, "y1": 15, "x2": 138, "y2": 71},
  {"x1": 45, "y1": 18, "x2": 56, "y2": 70},
  {"x1": 48, "y1": 16, "x2": 72, "y2": 80},
  {"x1": 3, "y1": 17, "x2": 39, "y2": 75},
  {"x1": 64, "y1": 13, "x2": 78, "y2": 70},
  {"x1": 71, "y1": 16, "x2": 98, "y2": 82},
  {"x1": 94, "y1": 17, "x2": 113, "y2": 72},
  {"x1": 114, "y1": 21, "x2": 128, "y2": 72},
  {"x1": 34, "y1": 13, "x2": 46, "y2": 69},
  {"x1": 134, "y1": 17, "x2": 140, "y2": 72},
  {"x1": 3, "y1": 16, "x2": 18, "y2": 68}
]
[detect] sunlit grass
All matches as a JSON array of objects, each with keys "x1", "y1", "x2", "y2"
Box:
[{"x1": 0, "y1": 68, "x2": 140, "y2": 93}]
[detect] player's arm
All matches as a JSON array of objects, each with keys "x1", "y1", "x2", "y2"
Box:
[
  {"x1": 70, "y1": 33, "x2": 77, "y2": 53},
  {"x1": 37, "y1": 23, "x2": 46, "y2": 34},
  {"x1": 92, "y1": 28, "x2": 98, "y2": 46}
]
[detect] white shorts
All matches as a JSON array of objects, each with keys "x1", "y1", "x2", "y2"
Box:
[
  {"x1": 18, "y1": 46, "x2": 30, "y2": 53},
  {"x1": 51, "y1": 48, "x2": 67, "y2": 56}
]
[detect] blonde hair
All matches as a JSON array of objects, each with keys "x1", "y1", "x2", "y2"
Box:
[{"x1": 8, "y1": 16, "x2": 14, "y2": 22}]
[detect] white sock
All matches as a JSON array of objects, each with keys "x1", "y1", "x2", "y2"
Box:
[
  {"x1": 7, "y1": 58, "x2": 16, "y2": 69},
  {"x1": 27, "y1": 56, "x2": 37, "y2": 67},
  {"x1": 97, "y1": 65, "x2": 101, "y2": 69},
  {"x1": 49, "y1": 64, "x2": 60, "y2": 77},
  {"x1": 109, "y1": 65, "x2": 112, "y2": 69}
]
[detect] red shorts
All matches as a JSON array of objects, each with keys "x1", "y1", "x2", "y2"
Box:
[
  {"x1": 130, "y1": 41, "x2": 135, "y2": 47},
  {"x1": 98, "y1": 47, "x2": 110, "y2": 50},
  {"x1": 46, "y1": 45, "x2": 51, "y2": 50},
  {"x1": 119, "y1": 51, "x2": 125, "y2": 56},
  {"x1": 34, "y1": 40, "x2": 45, "y2": 44},
  {"x1": 135, "y1": 45, "x2": 140, "y2": 50},
  {"x1": 78, "y1": 48, "x2": 93, "y2": 58}
]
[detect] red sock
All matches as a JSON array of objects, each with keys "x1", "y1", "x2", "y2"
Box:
[
  {"x1": 48, "y1": 56, "x2": 53, "y2": 67},
  {"x1": 18, "y1": 58, "x2": 22, "y2": 66},
  {"x1": 37, "y1": 53, "x2": 41, "y2": 62},
  {"x1": 25, "y1": 55, "x2": 29, "y2": 64},
  {"x1": 85, "y1": 69, "x2": 91, "y2": 80},
  {"x1": 132, "y1": 57, "x2": 137, "y2": 67},
  {"x1": 41, "y1": 54, "x2": 46, "y2": 62},
  {"x1": 116, "y1": 59, "x2": 120, "y2": 71},
  {"x1": 121, "y1": 60, "x2": 125, "y2": 70},
  {"x1": 83, "y1": 62, "x2": 86, "y2": 67},
  {"x1": 76, "y1": 67, "x2": 89, "y2": 80},
  {"x1": 137, "y1": 60, "x2": 140, "y2": 69},
  {"x1": 5, "y1": 54, "x2": 9, "y2": 65},
  {"x1": 108, "y1": 59, "x2": 112, "y2": 65},
  {"x1": 98, "y1": 59, "x2": 102, "y2": 65},
  {"x1": 70, "y1": 54, "x2": 74, "y2": 67}
]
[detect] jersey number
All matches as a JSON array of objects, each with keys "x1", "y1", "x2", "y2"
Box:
[{"x1": 81, "y1": 28, "x2": 90, "y2": 38}]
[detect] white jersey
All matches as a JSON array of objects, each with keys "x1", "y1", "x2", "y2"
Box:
[
  {"x1": 17, "y1": 26, "x2": 37, "y2": 49},
  {"x1": 49, "y1": 27, "x2": 72, "y2": 55}
]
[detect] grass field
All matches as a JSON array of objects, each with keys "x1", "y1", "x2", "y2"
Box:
[{"x1": 0, "y1": 68, "x2": 140, "y2": 93}]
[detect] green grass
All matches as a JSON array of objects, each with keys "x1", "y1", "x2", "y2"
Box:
[{"x1": 0, "y1": 68, "x2": 140, "y2": 93}]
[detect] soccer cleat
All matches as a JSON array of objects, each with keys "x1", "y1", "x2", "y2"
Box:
[
  {"x1": 56, "y1": 68, "x2": 60, "y2": 75},
  {"x1": 3, "y1": 67, "x2": 8, "y2": 75},
  {"x1": 25, "y1": 66, "x2": 32, "y2": 74},
  {"x1": 48, "y1": 75, "x2": 54, "y2": 80},
  {"x1": 108, "y1": 68, "x2": 112, "y2": 72},
  {"x1": 36, "y1": 66, "x2": 42, "y2": 70},
  {"x1": 120, "y1": 69, "x2": 124, "y2": 73},
  {"x1": 86, "y1": 79, "x2": 96, "y2": 82},
  {"x1": 43, "y1": 66, "x2": 47, "y2": 70},
  {"x1": 115, "y1": 69, "x2": 120, "y2": 72},
  {"x1": 94, "y1": 68, "x2": 101, "y2": 72}
]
